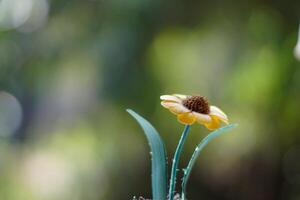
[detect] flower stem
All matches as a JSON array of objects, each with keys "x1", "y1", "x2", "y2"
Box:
[
  {"x1": 168, "y1": 125, "x2": 191, "y2": 200},
  {"x1": 181, "y1": 124, "x2": 237, "y2": 200}
]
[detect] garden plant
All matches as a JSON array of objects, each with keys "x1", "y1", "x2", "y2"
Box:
[{"x1": 128, "y1": 94, "x2": 237, "y2": 200}]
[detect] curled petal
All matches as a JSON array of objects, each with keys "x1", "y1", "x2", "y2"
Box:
[
  {"x1": 177, "y1": 112, "x2": 196, "y2": 125},
  {"x1": 161, "y1": 101, "x2": 181, "y2": 109},
  {"x1": 173, "y1": 94, "x2": 187, "y2": 100},
  {"x1": 169, "y1": 104, "x2": 190, "y2": 114},
  {"x1": 203, "y1": 116, "x2": 221, "y2": 130},
  {"x1": 192, "y1": 112, "x2": 212, "y2": 124},
  {"x1": 161, "y1": 101, "x2": 189, "y2": 114},
  {"x1": 209, "y1": 106, "x2": 228, "y2": 124},
  {"x1": 160, "y1": 95, "x2": 181, "y2": 103}
]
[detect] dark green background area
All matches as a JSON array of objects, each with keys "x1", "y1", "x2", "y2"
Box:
[{"x1": 0, "y1": 0, "x2": 300, "y2": 199}]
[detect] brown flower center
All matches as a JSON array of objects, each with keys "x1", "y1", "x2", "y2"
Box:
[{"x1": 182, "y1": 95, "x2": 210, "y2": 114}]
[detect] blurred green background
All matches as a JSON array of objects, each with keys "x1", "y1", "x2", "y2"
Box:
[{"x1": 0, "y1": 0, "x2": 300, "y2": 199}]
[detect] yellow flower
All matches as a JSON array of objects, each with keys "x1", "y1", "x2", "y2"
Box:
[{"x1": 160, "y1": 94, "x2": 229, "y2": 130}]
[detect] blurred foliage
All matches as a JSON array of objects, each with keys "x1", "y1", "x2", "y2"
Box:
[{"x1": 0, "y1": 0, "x2": 300, "y2": 199}]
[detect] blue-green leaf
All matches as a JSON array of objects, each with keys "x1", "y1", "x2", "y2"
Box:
[
  {"x1": 127, "y1": 109, "x2": 167, "y2": 200},
  {"x1": 181, "y1": 124, "x2": 238, "y2": 200}
]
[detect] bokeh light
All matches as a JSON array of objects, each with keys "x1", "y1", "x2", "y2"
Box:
[
  {"x1": 0, "y1": 91, "x2": 22, "y2": 136},
  {"x1": 0, "y1": 0, "x2": 48, "y2": 32}
]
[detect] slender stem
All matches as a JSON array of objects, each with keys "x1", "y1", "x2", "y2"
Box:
[
  {"x1": 168, "y1": 125, "x2": 191, "y2": 200},
  {"x1": 181, "y1": 124, "x2": 237, "y2": 200}
]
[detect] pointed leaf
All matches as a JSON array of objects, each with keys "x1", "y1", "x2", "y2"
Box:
[
  {"x1": 127, "y1": 109, "x2": 167, "y2": 200},
  {"x1": 181, "y1": 124, "x2": 238, "y2": 200}
]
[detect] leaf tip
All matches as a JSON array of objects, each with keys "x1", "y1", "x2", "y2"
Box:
[{"x1": 126, "y1": 108, "x2": 135, "y2": 115}]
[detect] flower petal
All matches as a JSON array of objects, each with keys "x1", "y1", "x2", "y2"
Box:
[
  {"x1": 160, "y1": 95, "x2": 181, "y2": 102},
  {"x1": 161, "y1": 101, "x2": 190, "y2": 114},
  {"x1": 161, "y1": 101, "x2": 181, "y2": 109},
  {"x1": 192, "y1": 112, "x2": 212, "y2": 124},
  {"x1": 177, "y1": 112, "x2": 196, "y2": 125},
  {"x1": 169, "y1": 104, "x2": 190, "y2": 114},
  {"x1": 209, "y1": 106, "x2": 229, "y2": 124},
  {"x1": 173, "y1": 94, "x2": 187, "y2": 100},
  {"x1": 203, "y1": 116, "x2": 221, "y2": 130}
]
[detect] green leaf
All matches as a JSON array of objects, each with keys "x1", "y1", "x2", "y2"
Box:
[
  {"x1": 127, "y1": 109, "x2": 167, "y2": 200},
  {"x1": 181, "y1": 124, "x2": 238, "y2": 200}
]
